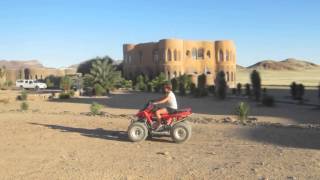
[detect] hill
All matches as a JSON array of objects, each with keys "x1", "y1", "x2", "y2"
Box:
[
  {"x1": 0, "y1": 60, "x2": 44, "y2": 69},
  {"x1": 246, "y1": 58, "x2": 319, "y2": 71}
]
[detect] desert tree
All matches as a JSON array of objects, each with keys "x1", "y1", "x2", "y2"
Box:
[
  {"x1": 250, "y1": 70, "x2": 261, "y2": 101},
  {"x1": 171, "y1": 78, "x2": 179, "y2": 92},
  {"x1": 290, "y1": 82, "x2": 297, "y2": 99},
  {"x1": 215, "y1": 71, "x2": 227, "y2": 99},
  {"x1": 245, "y1": 83, "x2": 251, "y2": 97},
  {"x1": 236, "y1": 83, "x2": 242, "y2": 96},
  {"x1": 77, "y1": 56, "x2": 114, "y2": 75},
  {"x1": 85, "y1": 60, "x2": 122, "y2": 93},
  {"x1": 60, "y1": 76, "x2": 73, "y2": 92}
]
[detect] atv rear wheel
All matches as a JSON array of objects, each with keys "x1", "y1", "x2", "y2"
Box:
[
  {"x1": 170, "y1": 122, "x2": 192, "y2": 143},
  {"x1": 128, "y1": 122, "x2": 148, "y2": 142}
]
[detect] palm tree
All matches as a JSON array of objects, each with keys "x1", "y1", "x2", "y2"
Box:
[{"x1": 85, "y1": 60, "x2": 121, "y2": 93}]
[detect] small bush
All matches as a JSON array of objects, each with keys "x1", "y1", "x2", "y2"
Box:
[
  {"x1": 215, "y1": 71, "x2": 227, "y2": 99},
  {"x1": 236, "y1": 102, "x2": 250, "y2": 122},
  {"x1": 190, "y1": 83, "x2": 196, "y2": 95},
  {"x1": 208, "y1": 85, "x2": 215, "y2": 95},
  {"x1": 231, "y1": 88, "x2": 237, "y2": 95},
  {"x1": 59, "y1": 92, "x2": 71, "y2": 99},
  {"x1": 90, "y1": 102, "x2": 104, "y2": 115},
  {"x1": 262, "y1": 95, "x2": 275, "y2": 107},
  {"x1": 290, "y1": 82, "x2": 297, "y2": 99},
  {"x1": 135, "y1": 75, "x2": 147, "y2": 91},
  {"x1": 94, "y1": 84, "x2": 106, "y2": 96},
  {"x1": 296, "y1": 84, "x2": 305, "y2": 100},
  {"x1": 251, "y1": 70, "x2": 261, "y2": 101},
  {"x1": 17, "y1": 90, "x2": 28, "y2": 101},
  {"x1": 245, "y1": 83, "x2": 251, "y2": 97},
  {"x1": 236, "y1": 83, "x2": 242, "y2": 96},
  {"x1": 171, "y1": 78, "x2": 179, "y2": 92},
  {"x1": 20, "y1": 101, "x2": 29, "y2": 111}
]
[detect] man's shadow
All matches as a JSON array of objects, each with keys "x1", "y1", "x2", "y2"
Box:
[{"x1": 29, "y1": 122, "x2": 173, "y2": 143}]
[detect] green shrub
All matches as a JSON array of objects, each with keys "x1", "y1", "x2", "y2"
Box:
[
  {"x1": 178, "y1": 74, "x2": 192, "y2": 96},
  {"x1": 251, "y1": 70, "x2": 261, "y2": 101},
  {"x1": 290, "y1": 82, "x2": 297, "y2": 99},
  {"x1": 190, "y1": 83, "x2": 196, "y2": 96},
  {"x1": 245, "y1": 83, "x2": 251, "y2": 97},
  {"x1": 20, "y1": 101, "x2": 29, "y2": 111},
  {"x1": 208, "y1": 85, "x2": 215, "y2": 95},
  {"x1": 45, "y1": 78, "x2": 54, "y2": 89},
  {"x1": 59, "y1": 92, "x2": 71, "y2": 99},
  {"x1": 231, "y1": 88, "x2": 237, "y2": 95},
  {"x1": 236, "y1": 102, "x2": 249, "y2": 122},
  {"x1": 262, "y1": 95, "x2": 275, "y2": 107},
  {"x1": 119, "y1": 79, "x2": 133, "y2": 89},
  {"x1": 151, "y1": 73, "x2": 167, "y2": 93},
  {"x1": 171, "y1": 78, "x2": 179, "y2": 92},
  {"x1": 216, "y1": 71, "x2": 227, "y2": 99},
  {"x1": 135, "y1": 75, "x2": 147, "y2": 91},
  {"x1": 296, "y1": 84, "x2": 305, "y2": 100},
  {"x1": 94, "y1": 83, "x2": 106, "y2": 96},
  {"x1": 90, "y1": 102, "x2": 104, "y2": 115},
  {"x1": 194, "y1": 74, "x2": 208, "y2": 97},
  {"x1": 69, "y1": 90, "x2": 75, "y2": 97},
  {"x1": 60, "y1": 76, "x2": 73, "y2": 91},
  {"x1": 236, "y1": 83, "x2": 242, "y2": 96},
  {"x1": 17, "y1": 90, "x2": 28, "y2": 101}
]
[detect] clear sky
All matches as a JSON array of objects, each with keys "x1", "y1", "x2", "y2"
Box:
[{"x1": 0, "y1": 0, "x2": 319, "y2": 68}]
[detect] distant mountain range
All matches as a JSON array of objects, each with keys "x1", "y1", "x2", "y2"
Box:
[
  {"x1": 1, "y1": 58, "x2": 319, "y2": 71},
  {"x1": 0, "y1": 60, "x2": 44, "y2": 69},
  {"x1": 239, "y1": 58, "x2": 319, "y2": 71}
]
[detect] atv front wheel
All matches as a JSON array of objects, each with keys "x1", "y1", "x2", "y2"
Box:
[
  {"x1": 170, "y1": 122, "x2": 192, "y2": 143},
  {"x1": 128, "y1": 122, "x2": 148, "y2": 142}
]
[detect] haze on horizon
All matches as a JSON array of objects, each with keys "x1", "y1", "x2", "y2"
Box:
[{"x1": 0, "y1": 0, "x2": 319, "y2": 68}]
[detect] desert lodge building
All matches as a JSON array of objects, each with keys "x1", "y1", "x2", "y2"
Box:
[{"x1": 123, "y1": 38, "x2": 236, "y2": 87}]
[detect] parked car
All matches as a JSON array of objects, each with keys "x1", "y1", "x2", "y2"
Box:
[{"x1": 16, "y1": 79, "x2": 47, "y2": 90}]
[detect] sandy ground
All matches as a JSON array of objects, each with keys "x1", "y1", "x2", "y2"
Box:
[{"x1": 1, "y1": 90, "x2": 320, "y2": 179}]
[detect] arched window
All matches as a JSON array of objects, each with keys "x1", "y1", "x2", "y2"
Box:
[
  {"x1": 167, "y1": 71, "x2": 171, "y2": 79},
  {"x1": 198, "y1": 48, "x2": 204, "y2": 59},
  {"x1": 229, "y1": 52, "x2": 232, "y2": 61},
  {"x1": 226, "y1": 72, "x2": 230, "y2": 82},
  {"x1": 219, "y1": 50, "x2": 224, "y2": 62},
  {"x1": 192, "y1": 48, "x2": 197, "y2": 60},
  {"x1": 174, "y1": 49, "x2": 178, "y2": 61},
  {"x1": 226, "y1": 50, "x2": 230, "y2": 61},
  {"x1": 167, "y1": 49, "x2": 172, "y2": 61},
  {"x1": 231, "y1": 72, "x2": 234, "y2": 81},
  {"x1": 128, "y1": 55, "x2": 132, "y2": 64},
  {"x1": 139, "y1": 51, "x2": 143, "y2": 63},
  {"x1": 206, "y1": 51, "x2": 211, "y2": 58},
  {"x1": 153, "y1": 49, "x2": 159, "y2": 63},
  {"x1": 174, "y1": 71, "x2": 177, "y2": 77}
]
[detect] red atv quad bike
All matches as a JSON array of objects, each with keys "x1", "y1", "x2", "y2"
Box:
[{"x1": 128, "y1": 101, "x2": 192, "y2": 143}]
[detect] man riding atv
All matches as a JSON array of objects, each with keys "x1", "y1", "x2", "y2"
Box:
[{"x1": 152, "y1": 84, "x2": 177, "y2": 131}]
